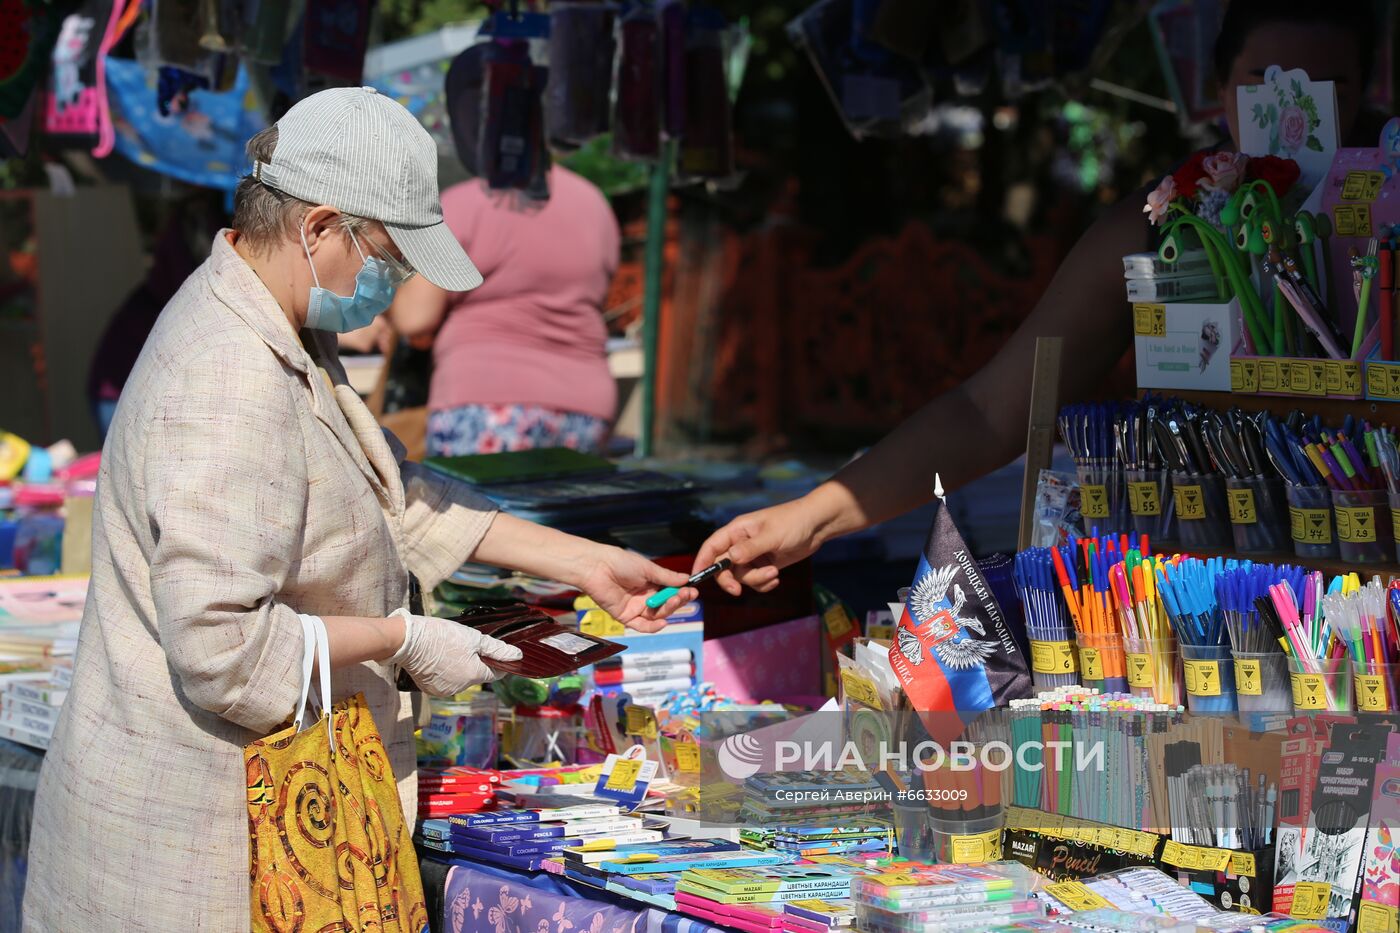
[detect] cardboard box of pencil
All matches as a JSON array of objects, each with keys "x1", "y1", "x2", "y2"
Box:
[
  {"x1": 1158, "y1": 841, "x2": 1276, "y2": 915},
  {"x1": 1002, "y1": 807, "x2": 1162, "y2": 881},
  {"x1": 1131, "y1": 300, "x2": 1237, "y2": 393}
]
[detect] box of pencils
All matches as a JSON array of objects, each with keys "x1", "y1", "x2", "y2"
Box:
[
  {"x1": 1000, "y1": 807, "x2": 1163, "y2": 881},
  {"x1": 1158, "y1": 843, "x2": 1276, "y2": 915}
]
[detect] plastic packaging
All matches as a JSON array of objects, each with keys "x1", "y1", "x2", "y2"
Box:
[
  {"x1": 1354, "y1": 660, "x2": 1400, "y2": 712},
  {"x1": 612, "y1": 5, "x2": 661, "y2": 160},
  {"x1": 1170, "y1": 471, "x2": 1230, "y2": 548},
  {"x1": 1286, "y1": 483, "x2": 1338, "y2": 559},
  {"x1": 479, "y1": 38, "x2": 551, "y2": 198},
  {"x1": 545, "y1": 2, "x2": 616, "y2": 147},
  {"x1": 1288, "y1": 655, "x2": 1352, "y2": 712},
  {"x1": 1180, "y1": 643, "x2": 1236, "y2": 713},
  {"x1": 1331, "y1": 487, "x2": 1394, "y2": 564},
  {"x1": 1123, "y1": 636, "x2": 1182, "y2": 705},
  {"x1": 676, "y1": 7, "x2": 734, "y2": 179},
  {"x1": 1125, "y1": 467, "x2": 1175, "y2": 550},
  {"x1": 416, "y1": 693, "x2": 498, "y2": 768},
  {"x1": 1231, "y1": 650, "x2": 1291, "y2": 713},
  {"x1": 1225, "y1": 475, "x2": 1289, "y2": 554},
  {"x1": 11, "y1": 513, "x2": 63, "y2": 576},
  {"x1": 507, "y1": 704, "x2": 582, "y2": 764}
]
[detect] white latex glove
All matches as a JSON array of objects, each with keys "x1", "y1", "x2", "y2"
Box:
[{"x1": 388, "y1": 609, "x2": 523, "y2": 697}]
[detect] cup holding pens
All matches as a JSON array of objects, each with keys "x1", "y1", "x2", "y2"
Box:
[
  {"x1": 927, "y1": 811, "x2": 1004, "y2": 865},
  {"x1": 1225, "y1": 475, "x2": 1289, "y2": 555},
  {"x1": 1231, "y1": 650, "x2": 1292, "y2": 713},
  {"x1": 1330, "y1": 488, "x2": 1394, "y2": 564},
  {"x1": 1285, "y1": 483, "x2": 1339, "y2": 559},
  {"x1": 1353, "y1": 660, "x2": 1400, "y2": 713},
  {"x1": 1389, "y1": 490, "x2": 1400, "y2": 565},
  {"x1": 1029, "y1": 634, "x2": 1078, "y2": 691},
  {"x1": 1076, "y1": 630, "x2": 1127, "y2": 695},
  {"x1": 1125, "y1": 468, "x2": 1176, "y2": 551},
  {"x1": 1170, "y1": 471, "x2": 1231, "y2": 549},
  {"x1": 1076, "y1": 466, "x2": 1129, "y2": 537},
  {"x1": 1180, "y1": 643, "x2": 1237, "y2": 713},
  {"x1": 1124, "y1": 636, "x2": 1183, "y2": 706},
  {"x1": 891, "y1": 796, "x2": 933, "y2": 861},
  {"x1": 1288, "y1": 655, "x2": 1353, "y2": 713}
]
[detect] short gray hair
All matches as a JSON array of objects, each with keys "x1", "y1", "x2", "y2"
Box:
[{"x1": 232, "y1": 125, "x2": 368, "y2": 255}]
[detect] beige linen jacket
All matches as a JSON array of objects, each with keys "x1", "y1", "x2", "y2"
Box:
[{"x1": 24, "y1": 233, "x2": 497, "y2": 930}]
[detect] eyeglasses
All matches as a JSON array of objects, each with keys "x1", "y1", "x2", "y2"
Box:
[{"x1": 349, "y1": 228, "x2": 416, "y2": 286}]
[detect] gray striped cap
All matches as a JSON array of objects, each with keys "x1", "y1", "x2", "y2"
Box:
[{"x1": 253, "y1": 86, "x2": 481, "y2": 292}]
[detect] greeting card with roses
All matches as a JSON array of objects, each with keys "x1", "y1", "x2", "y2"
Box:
[{"x1": 1238, "y1": 65, "x2": 1339, "y2": 191}]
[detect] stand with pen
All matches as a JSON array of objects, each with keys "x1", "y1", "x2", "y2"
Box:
[
  {"x1": 1060, "y1": 403, "x2": 1132, "y2": 537},
  {"x1": 1353, "y1": 660, "x2": 1400, "y2": 712},
  {"x1": 1170, "y1": 470, "x2": 1231, "y2": 549},
  {"x1": 1332, "y1": 487, "x2": 1394, "y2": 564},
  {"x1": 1220, "y1": 565, "x2": 1293, "y2": 713},
  {"x1": 1284, "y1": 482, "x2": 1338, "y2": 559},
  {"x1": 1225, "y1": 474, "x2": 1289, "y2": 555},
  {"x1": 1014, "y1": 549, "x2": 1079, "y2": 690},
  {"x1": 1288, "y1": 655, "x2": 1352, "y2": 712},
  {"x1": 1158, "y1": 557, "x2": 1236, "y2": 713},
  {"x1": 1125, "y1": 468, "x2": 1176, "y2": 551}
]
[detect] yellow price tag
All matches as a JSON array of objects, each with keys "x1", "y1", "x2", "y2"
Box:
[
  {"x1": 841, "y1": 669, "x2": 884, "y2": 710},
  {"x1": 1175, "y1": 484, "x2": 1206, "y2": 520},
  {"x1": 580, "y1": 608, "x2": 627, "y2": 636},
  {"x1": 1160, "y1": 840, "x2": 1193, "y2": 869},
  {"x1": 1080, "y1": 484, "x2": 1110, "y2": 519},
  {"x1": 1291, "y1": 672, "x2": 1330, "y2": 710},
  {"x1": 1337, "y1": 506, "x2": 1379, "y2": 543},
  {"x1": 1257, "y1": 358, "x2": 1282, "y2": 392},
  {"x1": 823, "y1": 605, "x2": 854, "y2": 640},
  {"x1": 1030, "y1": 640, "x2": 1076, "y2": 675},
  {"x1": 1045, "y1": 881, "x2": 1112, "y2": 912},
  {"x1": 1291, "y1": 882, "x2": 1333, "y2": 920},
  {"x1": 1356, "y1": 674, "x2": 1390, "y2": 712},
  {"x1": 1339, "y1": 362, "x2": 1363, "y2": 395},
  {"x1": 674, "y1": 741, "x2": 702, "y2": 774},
  {"x1": 1231, "y1": 358, "x2": 1260, "y2": 393},
  {"x1": 1126, "y1": 653, "x2": 1154, "y2": 689},
  {"x1": 605, "y1": 758, "x2": 643, "y2": 792},
  {"x1": 1230, "y1": 852, "x2": 1257, "y2": 877},
  {"x1": 949, "y1": 828, "x2": 1002, "y2": 864},
  {"x1": 1127, "y1": 481, "x2": 1161, "y2": 517},
  {"x1": 1079, "y1": 646, "x2": 1104, "y2": 682},
  {"x1": 1368, "y1": 362, "x2": 1400, "y2": 400},
  {"x1": 624, "y1": 705, "x2": 659, "y2": 740},
  {"x1": 1228, "y1": 487, "x2": 1258, "y2": 524},
  {"x1": 1133, "y1": 303, "x2": 1166, "y2": 337},
  {"x1": 1235, "y1": 659, "x2": 1263, "y2": 696},
  {"x1": 1184, "y1": 659, "x2": 1222, "y2": 697},
  {"x1": 1291, "y1": 507, "x2": 1332, "y2": 544},
  {"x1": 1357, "y1": 901, "x2": 1400, "y2": 933}
]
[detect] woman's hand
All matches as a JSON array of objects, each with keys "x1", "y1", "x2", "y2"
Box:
[
  {"x1": 691, "y1": 494, "x2": 832, "y2": 597},
  {"x1": 575, "y1": 546, "x2": 697, "y2": 634}
]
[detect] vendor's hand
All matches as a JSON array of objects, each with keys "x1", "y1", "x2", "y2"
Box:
[
  {"x1": 389, "y1": 610, "x2": 523, "y2": 697},
  {"x1": 338, "y1": 317, "x2": 394, "y2": 355},
  {"x1": 693, "y1": 496, "x2": 826, "y2": 596},
  {"x1": 576, "y1": 546, "x2": 697, "y2": 634}
]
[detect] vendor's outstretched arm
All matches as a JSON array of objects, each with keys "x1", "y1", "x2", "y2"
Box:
[{"x1": 696, "y1": 193, "x2": 1146, "y2": 594}]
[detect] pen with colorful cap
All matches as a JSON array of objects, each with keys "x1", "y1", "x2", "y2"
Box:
[{"x1": 645, "y1": 558, "x2": 731, "y2": 610}]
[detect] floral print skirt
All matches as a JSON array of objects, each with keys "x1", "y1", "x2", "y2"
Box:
[{"x1": 427, "y1": 403, "x2": 610, "y2": 457}]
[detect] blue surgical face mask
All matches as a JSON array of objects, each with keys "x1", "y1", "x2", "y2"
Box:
[{"x1": 300, "y1": 224, "x2": 400, "y2": 333}]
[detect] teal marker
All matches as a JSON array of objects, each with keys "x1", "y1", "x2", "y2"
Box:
[{"x1": 645, "y1": 558, "x2": 731, "y2": 610}]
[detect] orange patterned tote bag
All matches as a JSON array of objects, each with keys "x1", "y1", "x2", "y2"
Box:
[{"x1": 245, "y1": 614, "x2": 429, "y2": 932}]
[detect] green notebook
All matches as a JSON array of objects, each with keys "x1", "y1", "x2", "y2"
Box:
[{"x1": 424, "y1": 448, "x2": 616, "y2": 487}]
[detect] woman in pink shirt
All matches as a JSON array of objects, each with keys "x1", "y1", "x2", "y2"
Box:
[{"x1": 388, "y1": 44, "x2": 620, "y2": 456}]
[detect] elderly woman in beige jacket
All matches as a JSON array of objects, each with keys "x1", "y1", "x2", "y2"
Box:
[{"x1": 23, "y1": 88, "x2": 695, "y2": 931}]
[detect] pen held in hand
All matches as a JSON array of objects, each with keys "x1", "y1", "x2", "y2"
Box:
[{"x1": 645, "y1": 558, "x2": 732, "y2": 610}]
